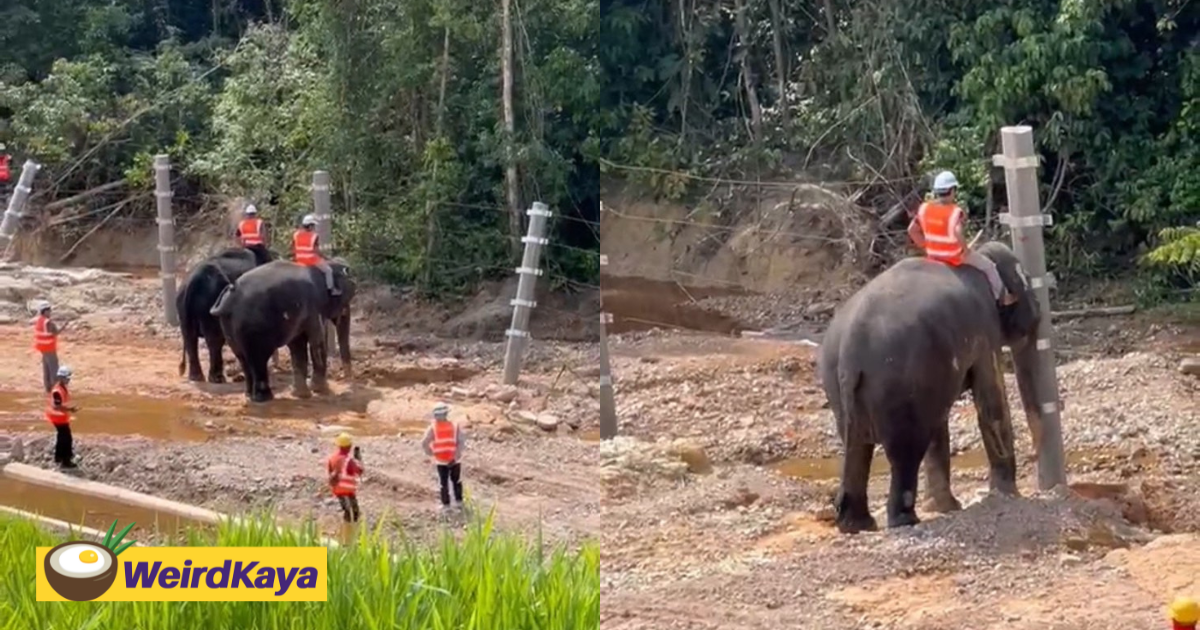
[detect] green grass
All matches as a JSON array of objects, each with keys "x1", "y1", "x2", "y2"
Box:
[{"x1": 0, "y1": 511, "x2": 599, "y2": 630}]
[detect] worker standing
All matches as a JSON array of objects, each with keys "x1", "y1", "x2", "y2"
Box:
[
  {"x1": 235, "y1": 204, "x2": 269, "y2": 248},
  {"x1": 293, "y1": 214, "x2": 342, "y2": 296},
  {"x1": 46, "y1": 366, "x2": 78, "y2": 469},
  {"x1": 325, "y1": 432, "x2": 364, "y2": 535},
  {"x1": 32, "y1": 301, "x2": 67, "y2": 393},
  {"x1": 421, "y1": 402, "x2": 466, "y2": 516}
]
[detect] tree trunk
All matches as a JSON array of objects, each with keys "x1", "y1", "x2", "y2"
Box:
[
  {"x1": 732, "y1": 0, "x2": 763, "y2": 142},
  {"x1": 766, "y1": 0, "x2": 788, "y2": 124},
  {"x1": 423, "y1": 27, "x2": 452, "y2": 291},
  {"x1": 501, "y1": 0, "x2": 522, "y2": 259},
  {"x1": 822, "y1": 0, "x2": 837, "y2": 37}
]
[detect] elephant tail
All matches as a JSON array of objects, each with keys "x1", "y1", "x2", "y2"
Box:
[{"x1": 837, "y1": 361, "x2": 868, "y2": 442}]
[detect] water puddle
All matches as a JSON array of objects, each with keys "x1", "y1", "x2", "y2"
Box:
[
  {"x1": 602, "y1": 275, "x2": 747, "y2": 335},
  {"x1": 770, "y1": 447, "x2": 1113, "y2": 481},
  {"x1": 0, "y1": 392, "x2": 210, "y2": 441},
  {"x1": 0, "y1": 478, "x2": 208, "y2": 541}
]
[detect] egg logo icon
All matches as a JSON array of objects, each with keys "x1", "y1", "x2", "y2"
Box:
[{"x1": 43, "y1": 520, "x2": 136, "y2": 602}]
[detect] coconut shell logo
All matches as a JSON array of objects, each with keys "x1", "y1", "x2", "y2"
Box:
[{"x1": 44, "y1": 520, "x2": 137, "y2": 602}]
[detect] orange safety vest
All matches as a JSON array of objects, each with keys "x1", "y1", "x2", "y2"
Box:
[
  {"x1": 431, "y1": 420, "x2": 458, "y2": 464},
  {"x1": 917, "y1": 201, "x2": 965, "y2": 266},
  {"x1": 293, "y1": 230, "x2": 319, "y2": 266},
  {"x1": 33, "y1": 315, "x2": 57, "y2": 353},
  {"x1": 238, "y1": 218, "x2": 264, "y2": 246},
  {"x1": 326, "y1": 451, "x2": 361, "y2": 496},
  {"x1": 45, "y1": 383, "x2": 70, "y2": 426}
]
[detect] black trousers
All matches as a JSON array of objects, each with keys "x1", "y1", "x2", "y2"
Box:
[
  {"x1": 436, "y1": 463, "x2": 463, "y2": 506},
  {"x1": 53, "y1": 424, "x2": 74, "y2": 467},
  {"x1": 336, "y1": 494, "x2": 360, "y2": 523}
]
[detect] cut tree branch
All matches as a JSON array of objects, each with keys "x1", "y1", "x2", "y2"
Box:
[{"x1": 41, "y1": 180, "x2": 127, "y2": 212}]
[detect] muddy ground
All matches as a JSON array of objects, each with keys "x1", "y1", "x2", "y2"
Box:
[
  {"x1": 0, "y1": 262, "x2": 603, "y2": 547},
  {"x1": 598, "y1": 278, "x2": 1200, "y2": 629}
]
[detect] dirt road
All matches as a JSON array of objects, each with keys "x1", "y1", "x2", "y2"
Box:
[
  {"x1": 0, "y1": 262, "x2": 604, "y2": 546},
  {"x1": 598, "y1": 318, "x2": 1199, "y2": 629}
]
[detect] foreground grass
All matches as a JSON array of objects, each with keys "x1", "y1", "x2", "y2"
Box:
[{"x1": 0, "y1": 511, "x2": 599, "y2": 630}]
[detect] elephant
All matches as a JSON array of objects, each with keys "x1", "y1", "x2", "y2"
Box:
[
  {"x1": 817, "y1": 241, "x2": 1043, "y2": 534},
  {"x1": 176, "y1": 244, "x2": 274, "y2": 383},
  {"x1": 209, "y1": 259, "x2": 355, "y2": 402}
]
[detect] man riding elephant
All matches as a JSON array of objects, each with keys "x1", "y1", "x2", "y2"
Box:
[
  {"x1": 177, "y1": 244, "x2": 274, "y2": 383},
  {"x1": 908, "y1": 171, "x2": 1016, "y2": 307},
  {"x1": 819, "y1": 175, "x2": 1044, "y2": 535},
  {"x1": 210, "y1": 259, "x2": 355, "y2": 402}
]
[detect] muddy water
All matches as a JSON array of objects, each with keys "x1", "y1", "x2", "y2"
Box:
[
  {"x1": 771, "y1": 447, "x2": 1113, "y2": 481},
  {"x1": 602, "y1": 275, "x2": 747, "y2": 335},
  {"x1": 0, "y1": 392, "x2": 210, "y2": 441},
  {"x1": 0, "y1": 478, "x2": 207, "y2": 541}
]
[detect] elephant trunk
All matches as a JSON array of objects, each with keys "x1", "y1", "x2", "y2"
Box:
[
  {"x1": 335, "y1": 312, "x2": 352, "y2": 377},
  {"x1": 1010, "y1": 342, "x2": 1045, "y2": 462}
]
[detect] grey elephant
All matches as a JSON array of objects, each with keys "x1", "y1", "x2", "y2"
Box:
[
  {"x1": 818, "y1": 241, "x2": 1043, "y2": 534},
  {"x1": 210, "y1": 259, "x2": 356, "y2": 402},
  {"x1": 176, "y1": 244, "x2": 274, "y2": 383}
]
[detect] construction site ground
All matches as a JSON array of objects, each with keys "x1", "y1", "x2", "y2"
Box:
[
  {"x1": 598, "y1": 279, "x2": 1200, "y2": 630},
  {"x1": 0, "y1": 262, "x2": 604, "y2": 549}
]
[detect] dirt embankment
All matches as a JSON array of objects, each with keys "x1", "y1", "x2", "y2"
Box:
[
  {"x1": 0, "y1": 225, "x2": 604, "y2": 546},
  {"x1": 598, "y1": 188, "x2": 1200, "y2": 629}
]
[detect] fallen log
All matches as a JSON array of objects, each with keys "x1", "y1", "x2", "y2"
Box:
[
  {"x1": 1050, "y1": 304, "x2": 1136, "y2": 320},
  {"x1": 0, "y1": 504, "x2": 146, "y2": 546},
  {"x1": 2, "y1": 462, "x2": 341, "y2": 548}
]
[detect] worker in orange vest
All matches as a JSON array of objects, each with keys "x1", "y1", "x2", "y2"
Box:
[
  {"x1": 907, "y1": 170, "x2": 1014, "y2": 306},
  {"x1": 46, "y1": 366, "x2": 79, "y2": 469},
  {"x1": 293, "y1": 214, "x2": 341, "y2": 296},
  {"x1": 235, "y1": 204, "x2": 269, "y2": 248},
  {"x1": 31, "y1": 301, "x2": 68, "y2": 393},
  {"x1": 421, "y1": 402, "x2": 466, "y2": 515},
  {"x1": 326, "y1": 432, "x2": 364, "y2": 527}
]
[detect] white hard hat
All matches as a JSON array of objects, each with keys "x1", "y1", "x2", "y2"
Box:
[
  {"x1": 432, "y1": 403, "x2": 449, "y2": 420},
  {"x1": 932, "y1": 171, "x2": 959, "y2": 194},
  {"x1": 56, "y1": 366, "x2": 73, "y2": 379},
  {"x1": 301, "y1": 214, "x2": 317, "y2": 227},
  {"x1": 32, "y1": 300, "x2": 51, "y2": 313},
  {"x1": 244, "y1": 204, "x2": 258, "y2": 215}
]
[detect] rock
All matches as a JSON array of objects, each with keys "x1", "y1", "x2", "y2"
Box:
[
  {"x1": 511, "y1": 410, "x2": 539, "y2": 425},
  {"x1": 449, "y1": 386, "x2": 475, "y2": 399},
  {"x1": 667, "y1": 439, "x2": 712, "y2": 475},
  {"x1": 1180, "y1": 357, "x2": 1200, "y2": 376},
  {"x1": 489, "y1": 386, "x2": 519, "y2": 403},
  {"x1": 318, "y1": 424, "x2": 354, "y2": 435},
  {"x1": 536, "y1": 414, "x2": 560, "y2": 432}
]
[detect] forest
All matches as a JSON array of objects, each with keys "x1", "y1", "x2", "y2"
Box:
[{"x1": 1, "y1": 0, "x2": 1198, "y2": 296}]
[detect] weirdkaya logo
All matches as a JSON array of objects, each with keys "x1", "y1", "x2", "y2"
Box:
[
  {"x1": 37, "y1": 520, "x2": 328, "y2": 602},
  {"x1": 42, "y1": 519, "x2": 137, "y2": 601}
]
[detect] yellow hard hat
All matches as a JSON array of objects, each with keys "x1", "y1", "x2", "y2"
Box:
[
  {"x1": 1170, "y1": 597, "x2": 1199, "y2": 624},
  {"x1": 333, "y1": 432, "x2": 352, "y2": 448}
]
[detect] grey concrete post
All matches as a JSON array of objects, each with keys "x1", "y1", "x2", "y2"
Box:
[
  {"x1": 501, "y1": 201, "x2": 552, "y2": 385},
  {"x1": 993, "y1": 126, "x2": 1067, "y2": 490},
  {"x1": 0, "y1": 160, "x2": 43, "y2": 253},
  {"x1": 598, "y1": 252, "x2": 618, "y2": 439},
  {"x1": 154, "y1": 155, "x2": 179, "y2": 326},
  {"x1": 312, "y1": 171, "x2": 333, "y2": 256}
]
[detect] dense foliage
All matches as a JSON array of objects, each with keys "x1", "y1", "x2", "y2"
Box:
[{"x1": 1, "y1": 0, "x2": 1198, "y2": 294}]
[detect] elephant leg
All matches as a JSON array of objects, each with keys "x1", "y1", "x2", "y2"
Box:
[
  {"x1": 203, "y1": 329, "x2": 227, "y2": 384},
  {"x1": 922, "y1": 415, "x2": 962, "y2": 513},
  {"x1": 289, "y1": 337, "x2": 312, "y2": 399},
  {"x1": 882, "y1": 420, "x2": 925, "y2": 529},
  {"x1": 235, "y1": 353, "x2": 253, "y2": 399},
  {"x1": 250, "y1": 352, "x2": 274, "y2": 403},
  {"x1": 309, "y1": 317, "x2": 330, "y2": 394},
  {"x1": 184, "y1": 328, "x2": 204, "y2": 382},
  {"x1": 969, "y1": 355, "x2": 1019, "y2": 496},
  {"x1": 834, "y1": 440, "x2": 878, "y2": 534}
]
